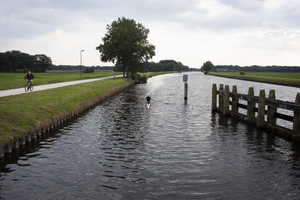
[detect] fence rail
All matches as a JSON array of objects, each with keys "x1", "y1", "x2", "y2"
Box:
[{"x1": 212, "y1": 83, "x2": 300, "y2": 141}]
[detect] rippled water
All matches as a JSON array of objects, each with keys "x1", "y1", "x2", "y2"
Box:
[{"x1": 1, "y1": 72, "x2": 300, "y2": 199}]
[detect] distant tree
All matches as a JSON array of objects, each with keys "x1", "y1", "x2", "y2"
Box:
[
  {"x1": 34, "y1": 54, "x2": 52, "y2": 72},
  {"x1": 202, "y1": 61, "x2": 214, "y2": 74},
  {"x1": 96, "y1": 17, "x2": 155, "y2": 78}
]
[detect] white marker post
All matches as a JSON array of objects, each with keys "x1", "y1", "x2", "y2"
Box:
[{"x1": 183, "y1": 74, "x2": 188, "y2": 100}]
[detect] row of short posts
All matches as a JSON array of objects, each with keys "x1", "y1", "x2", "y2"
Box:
[
  {"x1": 212, "y1": 83, "x2": 300, "y2": 135},
  {"x1": 0, "y1": 115, "x2": 73, "y2": 158}
]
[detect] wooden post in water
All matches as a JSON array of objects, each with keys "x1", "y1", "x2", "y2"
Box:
[
  {"x1": 247, "y1": 87, "x2": 255, "y2": 119},
  {"x1": 184, "y1": 82, "x2": 188, "y2": 100},
  {"x1": 232, "y1": 85, "x2": 238, "y2": 113},
  {"x1": 183, "y1": 74, "x2": 188, "y2": 100},
  {"x1": 267, "y1": 90, "x2": 277, "y2": 125},
  {"x1": 219, "y1": 84, "x2": 224, "y2": 110},
  {"x1": 293, "y1": 93, "x2": 300, "y2": 134},
  {"x1": 212, "y1": 84, "x2": 217, "y2": 110},
  {"x1": 257, "y1": 90, "x2": 266, "y2": 128},
  {"x1": 223, "y1": 85, "x2": 230, "y2": 115}
]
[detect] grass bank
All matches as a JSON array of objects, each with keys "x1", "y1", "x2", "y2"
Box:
[
  {"x1": 0, "y1": 71, "x2": 123, "y2": 91},
  {"x1": 209, "y1": 72, "x2": 300, "y2": 87},
  {"x1": 0, "y1": 77, "x2": 135, "y2": 148}
]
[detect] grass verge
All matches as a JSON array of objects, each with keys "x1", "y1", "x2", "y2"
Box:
[
  {"x1": 0, "y1": 77, "x2": 135, "y2": 148},
  {"x1": 209, "y1": 72, "x2": 300, "y2": 87}
]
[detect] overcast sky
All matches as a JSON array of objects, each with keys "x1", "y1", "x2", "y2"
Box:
[{"x1": 1, "y1": 0, "x2": 300, "y2": 68}]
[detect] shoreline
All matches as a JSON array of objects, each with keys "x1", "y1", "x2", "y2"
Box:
[{"x1": 208, "y1": 72, "x2": 300, "y2": 88}]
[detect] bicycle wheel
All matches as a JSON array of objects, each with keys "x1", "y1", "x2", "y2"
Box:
[
  {"x1": 30, "y1": 84, "x2": 33, "y2": 91},
  {"x1": 25, "y1": 83, "x2": 29, "y2": 92}
]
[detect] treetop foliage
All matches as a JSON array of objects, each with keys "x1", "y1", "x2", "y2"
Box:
[
  {"x1": 96, "y1": 17, "x2": 155, "y2": 77},
  {"x1": 114, "y1": 59, "x2": 190, "y2": 72}
]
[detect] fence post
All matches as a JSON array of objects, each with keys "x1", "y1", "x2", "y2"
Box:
[
  {"x1": 247, "y1": 87, "x2": 255, "y2": 119},
  {"x1": 219, "y1": 84, "x2": 224, "y2": 110},
  {"x1": 232, "y1": 85, "x2": 238, "y2": 113},
  {"x1": 212, "y1": 84, "x2": 217, "y2": 110},
  {"x1": 267, "y1": 90, "x2": 277, "y2": 125},
  {"x1": 293, "y1": 93, "x2": 300, "y2": 134},
  {"x1": 223, "y1": 85, "x2": 230, "y2": 115},
  {"x1": 257, "y1": 90, "x2": 266, "y2": 128}
]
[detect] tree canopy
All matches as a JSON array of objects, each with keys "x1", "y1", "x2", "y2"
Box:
[
  {"x1": 201, "y1": 61, "x2": 214, "y2": 74},
  {"x1": 0, "y1": 50, "x2": 52, "y2": 72},
  {"x1": 96, "y1": 17, "x2": 155, "y2": 78}
]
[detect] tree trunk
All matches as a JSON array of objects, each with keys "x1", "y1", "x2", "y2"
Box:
[{"x1": 126, "y1": 66, "x2": 129, "y2": 78}]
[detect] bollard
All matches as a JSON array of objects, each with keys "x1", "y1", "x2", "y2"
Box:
[
  {"x1": 184, "y1": 82, "x2": 188, "y2": 100},
  {"x1": 183, "y1": 74, "x2": 188, "y2": 100}
]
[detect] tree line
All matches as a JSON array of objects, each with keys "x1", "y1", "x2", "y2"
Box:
[
  {"x1": 49, "y1": 65, "x2": 114, "y2": 71},
  {"x1": 0, "y1": 50, "x2": 52, "y2": 72},
  {"x1": 213, "y1": 65, "x2": 300, "y2": 73},
  {"x1": 114, "y1": 60, "x2": 190, "y2": 72}
]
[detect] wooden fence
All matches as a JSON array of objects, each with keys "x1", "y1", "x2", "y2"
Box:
[{"x1": 212, "y1": 83, "x2": 300, "y2": 141}]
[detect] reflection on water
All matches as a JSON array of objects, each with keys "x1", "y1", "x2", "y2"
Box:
[{"x1": 1, "y1": 72, "x2": 300, "y2": 199}]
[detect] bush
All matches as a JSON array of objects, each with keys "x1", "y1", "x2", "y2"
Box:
[
  {"x1": 240, "y1": 71, "x2": 245, "y2": 75},
  {"x1": 137, "y1": 74, "x2": 147, "y2": 83}
]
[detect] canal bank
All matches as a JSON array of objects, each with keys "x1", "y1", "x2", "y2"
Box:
[
  {"x1": 0, "y1": 77, "x2": 135, "y2": 156},
  {"x1": 208, "y1": 72, "x2": 300, "y2": 88}
]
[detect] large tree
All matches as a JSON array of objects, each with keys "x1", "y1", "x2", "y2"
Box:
[
  {"x1": 96, "y1": 17, "x2": 155, "y2": 78},
  {"x1": 202, "y1": 61, "x2": 214, "y2": 74}
]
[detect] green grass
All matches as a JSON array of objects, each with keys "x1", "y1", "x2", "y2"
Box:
[
  {"x1": 209, "y1": 72, "x2": 300, "y2": 87},
  {"x1": 0, "y1": 77, "x2": 135, "y2": 148},
  {"x1": 0, "y1": 71, "x2": 123, "y2": 90}
]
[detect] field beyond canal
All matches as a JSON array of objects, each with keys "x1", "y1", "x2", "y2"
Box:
[
  {"x1": 0, "y1": 71, "x2": 123, "y2": 91},
  {"x1": 209, "y1": 72, "x2": 300, "y2": 87}
]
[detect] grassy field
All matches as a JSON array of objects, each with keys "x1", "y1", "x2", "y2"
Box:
[
  {"x1": 209, "y1": 72, "x2": 300, "y2": 87},
  {"x1": 0, "y1": 71, "x2": 123, "y2": 90},
  {"x1": 0, "y1": 77, "x2": 135, "y2": 148}
]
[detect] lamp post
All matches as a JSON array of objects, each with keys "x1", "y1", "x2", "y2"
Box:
[{"x1": 80, "y1": 50, "x2": 84, "y2": 79}]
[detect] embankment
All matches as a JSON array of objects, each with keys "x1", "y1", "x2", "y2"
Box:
[
  {"x1": 0, "y1": 77, "x2": 135, "y2": 154},
  {"x1": 208, "y1": 72, "x2": 300, "y2": 88}
]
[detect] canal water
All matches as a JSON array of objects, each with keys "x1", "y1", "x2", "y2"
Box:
[{"x1": 1, "y1": 72, "x2": 300, "y2": 199}]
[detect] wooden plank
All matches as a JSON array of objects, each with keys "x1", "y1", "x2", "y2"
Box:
[
  {"x1": 293, "y1": 93, "x2": 300, "y2": 134},
  {"x1": 267, "y1": 90, "x2": 276, "y2": 125},
  {"x1": 257, "y1": 90, "x2": 265, "y2": 128},
  {"x1": 224, "y1": 85, "x2": 230, "y2": 115},
  {"x1": 212, "y1": 84, "x2": 217, "y2": 110},
  {"x1": 232, "y1": 85, "x2": 238, "y2": 113},
  {"x1": 247, "y1": 87, "x2": 255, "y2": 119}
]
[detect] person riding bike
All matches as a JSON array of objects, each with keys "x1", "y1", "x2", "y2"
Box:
[{"x1": 24, "y1": 71, "x2": 34, "y2": 87}]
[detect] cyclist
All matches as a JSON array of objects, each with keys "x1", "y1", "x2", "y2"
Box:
[{"x1": 24, "y1": 71, "x2": 34, "y2": 87}]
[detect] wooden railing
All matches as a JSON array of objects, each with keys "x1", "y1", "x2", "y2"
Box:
[{"x1": 212, "y1": 83, "x2": 300, "y2": 141}]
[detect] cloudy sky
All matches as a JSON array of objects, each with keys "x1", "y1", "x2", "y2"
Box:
[{"x1": 1, "y1": 0, "x2": 300, "y2": 68}]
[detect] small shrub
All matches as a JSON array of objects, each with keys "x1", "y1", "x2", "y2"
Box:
[{"x1": 240, "y1": 71, "x2": 245, "y2": 75}]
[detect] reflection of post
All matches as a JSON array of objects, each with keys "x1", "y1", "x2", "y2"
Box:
[{"x1": 184, "y1": 82, "x2": 188, "y2": 100}]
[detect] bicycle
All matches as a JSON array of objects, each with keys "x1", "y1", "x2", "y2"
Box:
[{"x1": 25, "y1": 81, "x2": 34, "y2": 92}]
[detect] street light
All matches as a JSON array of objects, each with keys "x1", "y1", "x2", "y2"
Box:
[{"x1": 80, "y1": 50, "x2": 84, "y2": 79}]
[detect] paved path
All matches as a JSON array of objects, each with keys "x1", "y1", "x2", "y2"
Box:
[{"x1": 0, "y1": 75, "x2": 123, "y2": 98}]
